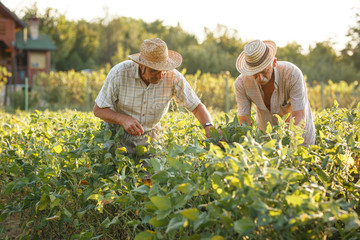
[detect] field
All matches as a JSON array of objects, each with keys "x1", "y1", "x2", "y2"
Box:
[
  {"x1": 7, "y1": 69, "x2": 360, "y2": 112},
  {"x1": 1, "y1": 103, "x2": 360, "y2": 239}
]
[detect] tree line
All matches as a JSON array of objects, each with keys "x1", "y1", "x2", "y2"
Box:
[{"x1": 18, "y1": 4, "x2": 360, "y2": 85}]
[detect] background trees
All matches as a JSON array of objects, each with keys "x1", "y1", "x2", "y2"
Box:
[{"x1": 16, "y1": 4, "x2": 360, "y2": 85}]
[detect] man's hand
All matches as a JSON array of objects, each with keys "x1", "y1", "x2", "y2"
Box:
[
  {"x1": 121, "y1": 115, "x2": 145, "y2": 136},
  {"x1": 93, "y1": 104, "x2": 144, "y2": 136},
  {"x1": 191, "y1": 103, "x2": 221, "y2": 139},
  {"x1": 204, "y1": 125, "x2": 222, "y2": 139},
  {"x1": 238, "y1": 115, "x2": 251, "y2": 126}
]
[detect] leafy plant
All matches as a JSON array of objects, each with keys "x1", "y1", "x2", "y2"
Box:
[{"x1": 0, "y1": 105, "x2": 360, "y2": 239}]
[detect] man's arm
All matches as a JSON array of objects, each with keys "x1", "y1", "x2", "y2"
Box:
[
  {"x1": 292, "y1": 109, "x2": 306, "y2": 126},
  {"x1": 191, "y1": 103, "x2": 217, "y2": 138},
  {"x1": 93, "y1": 104, "x2": 144, "y2": 136}
]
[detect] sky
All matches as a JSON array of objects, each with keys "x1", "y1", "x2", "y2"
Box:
[{"x1": 2, "y1": 0, "x2": 360, "y2": 52}]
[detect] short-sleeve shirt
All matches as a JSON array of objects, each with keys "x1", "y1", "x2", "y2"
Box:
[
  {"x1": 234, "y1": 61, "x2": 315, "y2": 146},
  {"x1": 95, "y1": 60, "x2": 201, "y2": 134}
]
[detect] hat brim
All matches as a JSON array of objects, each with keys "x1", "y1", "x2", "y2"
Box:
[
  {"x1": 236, "y1": 40, "x2": 277, "y2": 76},
  {"x1": 128, "y1": 50, "x2": 182, "y2": 71}
]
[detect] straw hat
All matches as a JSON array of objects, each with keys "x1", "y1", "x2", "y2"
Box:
[
  {"x1": 128, "y1": 38, "x2": 182, "y2": 71},
  {"x1": 236, "y1": 39, "x2": 277, "y2": 75}
]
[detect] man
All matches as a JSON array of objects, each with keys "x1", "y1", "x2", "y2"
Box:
[
  {"x1": 94, "y1": 38, "x2": 215, "y2": 154},
  {"x1": 234, "y1": 39, "x2": 315, "y2": 146}
]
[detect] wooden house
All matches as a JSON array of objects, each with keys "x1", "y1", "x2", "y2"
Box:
[
  {"x1": 0, "y1": 2, "x2": 56, "y2": 105},
  {"x1": 0, "y1": 2, "x2": 25, "y2": 78}
]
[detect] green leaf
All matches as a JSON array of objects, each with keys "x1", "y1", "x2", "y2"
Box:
[
  {"x1": 149, "y1": 217, "x2": 169, "y2": 227},
  {"x1": 135, "y1": 145, "x2": 147, "y2": 156},
  {"x1": 150, "y1": 196, "x2": 171, "y2": 210},
  {"x1": 228, "y1": 159, "x2": 239, "y2": 172},
  {"x1": 101, "y1": 216, "x2": 119, "y2": 229},
  {"x1": 52, "y1": 145, "x2": 63, "y2": 154},
  {"x1": 209, "y1": 144, "x2": 224, "y2": 158},
  {"x1": 211, "y1": 236, "x2": 225, "y2": 240},
  {"x1": 209, "y1": 127, "x2": 221, "y2": 141},
  {"x1": 134, "y1": 231, "x2": 155, "y2": 240},
  {"x1": 193, "y1": 212, "x2": 208, "y2": 231},
  {"x1": 185, "y1": 146, "x2": 206, "y2": 155},
  {"x1": 234, "y1": 217, "x2": 255, "y2": 233},
  {"x1": 132, "y1": 185, "x2": 150, "y2": 194},
  {"x1": 156, "y1": 209, "x2": 172, "y2": 220},
  {"x1": 115, "y1": 147, "x2": 127, "y2": 155},
  {"x1": 38, "y1": 193, "x2": 50, "y2": 211},
  {"x1": 167, "y1": 156, "x2": 181, "y2": 170},
  {"x1": 116, "y1": 194, "x2": 130, "y2": 203},
  {"x1": 63, "y1": 207, "x2": 72, "y2": 218},
  {"x1": 243, "y1": 173, "x2": 253, "y2": 187},
  {"x1": 173, "y1": 195, "x2": 187, "y2": 209},
  {"x1": 104, "y1": 153, "x2": 112, "y2": 160},
  {"x1": 177, "y1": 183, "x2": 193, "y2": 194},
  {"x1": 313, "y1": 164, "x2": 329, "y2": 183},
  {"x1": 5, "y1": 182, "x2": 15, "y2": 194},
  {"x1": 104, "y1": 130, "x2": 112, "y2": 141},
  {"x1": 282, "y1": 168, "x2": 303, "y2": 183},
  {"x1": 285, "y1": 195, "x2": 303, "y2": 207},
  {"x1": 340, "y1": 213, "x2": 360, "y2": 232},
  {"x1": 144, "y1": 201, "x2": 158, "y2": 211},
  {"x1": 168, "y1": 143, "x2": 184, "y2": 158},
  {"x1": 249, "y1": 199, "x2": 268, "y2": 214},
  {"x1": 152, "y1": 170, "x2": 171, "y2": 184},
  {"x1": 166, "y1": 216, "x2": 185, "y2": 233},
  {"x1": 150, "y1": 158, "x2": 162, "y2": 171},
  {"x1": 265, "y1": 122, "x2": 273, "y2": 134},
  {"x1": 263, "y1": 139, "x2": 276, "y2": 149},
  {"x1": 179, "y1": 208, "x2": 199, "y2": 221},
  {"x1": 88, "y1": 194, "x2": 104, "y2": 202}
]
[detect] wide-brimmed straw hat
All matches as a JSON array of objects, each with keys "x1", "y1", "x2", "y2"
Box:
[
  {"x1": 236, "y1": 39, "x2": 277, "y2": 75},
  {"x1": 128, "y1": 38, "x2": 182, "y2": 71}
]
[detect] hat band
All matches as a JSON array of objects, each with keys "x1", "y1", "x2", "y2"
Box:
[{"x1": 245, "y1": 46, "x2": 269, "y2": 67}]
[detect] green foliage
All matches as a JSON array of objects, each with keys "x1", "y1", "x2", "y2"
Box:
[
  {"x1": 22, "y1": 69, "x2": 360, "y2": 112},
  {"x1": 308, "y1": 80, "x2": 359, "y2": 109},
  {"x1": 342, "y1": 12, "x2": 360, "y2": 72},
  {"x1": 0, "y1": 66, "x2": 11, "y2": 88},
  {"x1": 301, "y1": 42, "x2": 360, "y2": 84},
  {"x1": 7, "y1": 89, "x2": 39, "y2": 110},
  {"x1": 31, "y1": 69, "x2": 108, "y2": 110},
  {"x1": 1, "y1": 105, "x2": 360, "y2": 239}
]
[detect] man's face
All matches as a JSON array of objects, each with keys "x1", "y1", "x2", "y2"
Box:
[
  {"x1": 251, "y1": 64, "x2": 274, "y2": 85},
  {"x1": 140, "y1": 66, "x2": 166, "y2": 85}
]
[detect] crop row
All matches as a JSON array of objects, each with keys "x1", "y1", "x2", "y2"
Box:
[{"x1": 0, "y1": 104, "x2": 360, "y2": 239}]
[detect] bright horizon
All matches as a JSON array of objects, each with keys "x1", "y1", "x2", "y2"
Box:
[{"x1": 2, "y1": 0, "x2": 360, "y2": 53}]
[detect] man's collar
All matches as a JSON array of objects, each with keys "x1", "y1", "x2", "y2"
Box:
[
  {"x1": 134, "y1": 63, "x2": 141, "y2": 79},
  {"x1": 274, "y1": 66, "x2": 279, "y2": 86}
]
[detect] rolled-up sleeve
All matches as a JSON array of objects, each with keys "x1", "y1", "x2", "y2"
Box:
[
  {"x1": 234, "y1": 77, "x2": 251, "y2": 116},
  {"x1": 95, "y1": 69, "x2": 117, "y2": 110},
  {"x1": 173, "y1": 72, "x2": 201, "y2": 111},
  {"x1": 288, "y1": 68, "x2": 306, "y2": 112}
]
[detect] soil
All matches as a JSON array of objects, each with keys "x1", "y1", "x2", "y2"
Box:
[{"x1": 0, "y1": 213, "x2": 24, "y2": 239}]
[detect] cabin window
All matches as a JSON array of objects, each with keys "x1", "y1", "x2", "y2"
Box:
[{"x1": 29, "y1": 52, "x2": 46, "y2": 69}]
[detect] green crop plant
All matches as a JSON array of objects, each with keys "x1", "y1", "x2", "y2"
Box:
[{"x1": 0, "y1": 104, "x2": 359, "y2": 239}]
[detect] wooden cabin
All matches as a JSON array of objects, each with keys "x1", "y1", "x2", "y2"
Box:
[
  {"x1": 0, "y1": 2, "x2": 25, "y2": 78},
  {"x1": 0, "y1": 2, "x2": 56, "y2": 105}
]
